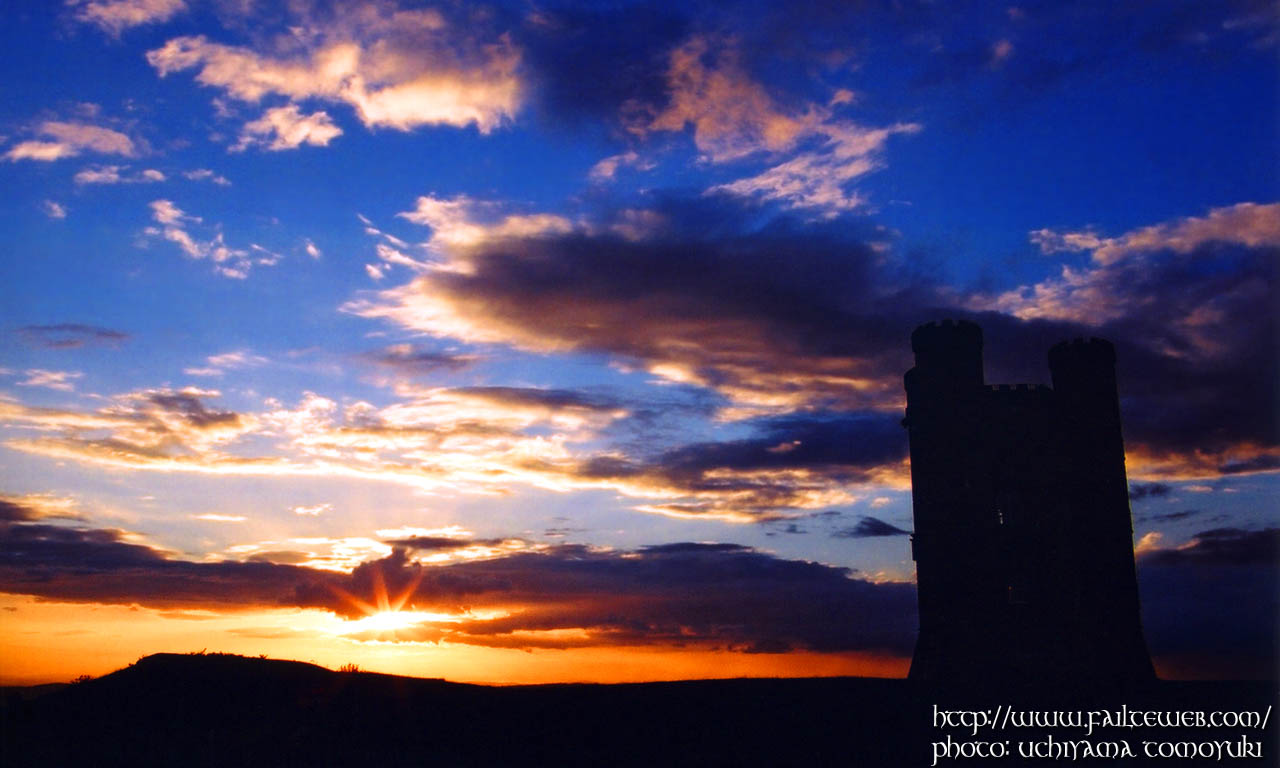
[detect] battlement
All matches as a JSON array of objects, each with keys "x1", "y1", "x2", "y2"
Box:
[
  {"x1": 1048, "y1": 336, "x2": 1116, "y2": 368},
  {"x1": 985, "y1": 383, "x2": 1051, "y2": 392},
  {"x1": 911, "y1": 318, "x2": 982, "y2": 356},
  {"x1": 984, "y1": 383, "x2": 1053, "y2": 400}
]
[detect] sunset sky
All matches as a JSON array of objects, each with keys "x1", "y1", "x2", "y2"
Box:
[{"x1": 1, "y1": 0, "x2": 1276, "y2": 685}]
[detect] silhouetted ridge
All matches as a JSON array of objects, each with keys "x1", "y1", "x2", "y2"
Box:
[{"x1": 3, "y1": 654, "x2": 1274, "y2": 767}]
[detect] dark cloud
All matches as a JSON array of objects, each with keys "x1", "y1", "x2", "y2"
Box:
[
  {"x1": 1093, "y1": 242, "x2": 1278, "y2": 458},
  {"x1": 513, "y1": 0, "x2": 1275, "y2": 132},
  {"x1": 569, "y1": 410, "x2": 908, "y2": 518},
  {"x1": 296, "y1": 543, "x2": 918, "y2": 654},
  {"x1": 381, "y1": 535, "x2": 516, "y2": 552},
  {"x1": 1218, "y1": 455, "x2": 1280, "y2": 475},
  {"x1": 1137, "y1": 527, "x2": 1280, "y2": 675},
  {"x1": 832, "y1": 516, "x2": 911, "y2": 539},
  {"x1": 0, "y1": 518, "x2": 332, "y2": 609},
  {"x1": 519, "y1": 4, "x2": 692, "y2": 127},
  {"x1": 361, "y1": 344, "x2": 476, "y2": 374},
  {"x1": 367, "y1": 197, "x2": 939, "y2": 412},
  {"x1": 362, "y1": 194, "x2": 1275, "y2": 484},
  {"x1": 145, "y1": 391, "x2": 242, "y2": 429},
  {"x1": 1135, "y1": 509, "x2": 1202, "y2": 524},
  {"x1": 0, "y1": 497, "x2": 916, "y2": 655},
  {"x1": 17, "y1": 323, "x2": 129, "y2": 349},
  {"x1": 1140, "y1": 527, "x2": 1280, "y2": 567},
  {"x1": 0, "y1": 498, "x2": 72, "y2": 522},
  {"x1": 452, "y1": 386, "x2": 623, "y2": 414},
  {"x1": 653, "y1": 412, "x2": 906, "y2": 477},
  {"x1": 1129, "y1": 482, "x2": 1173, "y2": 501}
]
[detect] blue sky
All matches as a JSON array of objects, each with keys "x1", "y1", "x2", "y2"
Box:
[{"x1": 0, "y1": 0, "x2": 1276, "y2": 682}]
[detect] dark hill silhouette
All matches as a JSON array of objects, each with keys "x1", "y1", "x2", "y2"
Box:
[{"x1": 2, "y1": 653, "x2": 1275, "y2": 767}]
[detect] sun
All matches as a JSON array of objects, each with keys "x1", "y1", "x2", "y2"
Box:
[
  {"x1": 328, "y1": 563, "x2": 429, "y2": 635},
  {"x1": 342, "y1": 609, "x2": 446, "y2": 634}
]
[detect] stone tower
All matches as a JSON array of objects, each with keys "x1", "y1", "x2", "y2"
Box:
[{"x1": 903, "y1": 319, "x2": 1154, "y2": 685}]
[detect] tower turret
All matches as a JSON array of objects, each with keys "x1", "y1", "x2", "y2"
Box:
[{"x1": 907, "y1": 319, "x2": 984, "y2": 392}]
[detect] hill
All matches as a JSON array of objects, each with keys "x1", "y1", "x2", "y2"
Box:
[{"x1": 2, "y1": 653, "x2": 1275, "y2": 766}]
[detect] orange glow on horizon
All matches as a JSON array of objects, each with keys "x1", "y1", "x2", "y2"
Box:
[{"x1": 0, "y1": 594, "x2": 909, "y2": 686}]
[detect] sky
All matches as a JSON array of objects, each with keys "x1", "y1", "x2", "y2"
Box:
[{"x1": 0, "y1": 0, "x2": 1276, "y2": 685}]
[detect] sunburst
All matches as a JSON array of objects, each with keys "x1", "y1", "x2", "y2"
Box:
[{"x1": 329, "y1": 564, "x2": 430, "y2": 640}]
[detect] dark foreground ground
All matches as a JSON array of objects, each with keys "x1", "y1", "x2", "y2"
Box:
[{"x1": 2, "y1": 653, "x2": 1275, "y2": 766}]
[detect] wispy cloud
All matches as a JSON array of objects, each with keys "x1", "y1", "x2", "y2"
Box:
[
  {"x1": 18, "y1": 324, "x2": 128, "y2": 349},
  {"x1": 18, "y1": 369, "x2": 83, "y2": 392},
  {"x1": 183, "y1": 350, "x2": 268, "y2": 377},
  {"x1": 74, "y1": 164, "x2": 165, "y2": 184},
  {"x1": 143, "y1": 199, "x2": 264, "y2": 279},
  {"x1": 5, "y1": 120, "x2": 136, "y2": 162},
  {"x1": 183, "y1": 168, "x2": 231, "y2": 186},
  {"x1": 233, "y1": 105, "x2": 342, "y2": 152},
  {"x1": 69, "y1": 0, "x2": 187, "y2": 36},
  {"x1": 588, "y1": 151, "x2": 653, "y2": 182},
  {"x1": 41, "y1": 200, "x2": 67, "y2": 220},
  {"x1": 147, "y1": 4, "x2": 521, "y2": 142},
  {"x1": 634, "y1": 36, "x2": 920, "y2": 215},
  {"x1": 290, "y1": 503, "x2": 331, "y2": 517}
]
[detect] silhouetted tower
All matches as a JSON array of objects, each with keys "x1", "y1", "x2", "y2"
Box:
[{"x1": 903, "y1": 320, "x2": 1154, "y2": 686}]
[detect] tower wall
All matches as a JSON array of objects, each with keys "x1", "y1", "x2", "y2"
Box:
[{"x1": 905, "y1": 324, "x2": 1154, "y2": 687}]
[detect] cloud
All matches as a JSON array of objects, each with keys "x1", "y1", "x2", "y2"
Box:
[
  {"x1": 41, "y1": 200, "x2": 67, "y2": 220},
  {"x1": 183, "y1": 350, "x2": 268, "y2": 377},
  {"x1": 1139, "y1": 527, "x2": 1279, "y2": 568},
  {"x1": 346, "y1": 195, "x2": 935, "y2": 415},
  {"x1": 0, "y1": 516, "x2": 326, "y2": 610},
  {"x1": 0, "y1": 493, "x2": 1268, "y2": 672},
  {"x1": 588, "y1": 151, "x2": 653, "y2": 182},
  {"x1": 4, "y1": 121, "x2": 135, "y2": 162},
  {"x1": 638, "y1": 36, "x2": 821, "y2": 162},
  {"x1": 18, "y1": 369, "x2": 83, "y2": 392},
  {"x1": 8, "y1": 195, "x2": 1275, "y2": 518},
  {"x1": 144, "y1": 199, "x2": 263, "y2": 279},
  {"x1": 0, "y1": 500, "x2": 918, "y2": 655},
  {"x1": 0, "y1": 493, "x2": 83, "y2": 522},
  {"x1": 69, "y1": 0, "x2": 187, "y2": 35},
  {"x1": 361, "y1": 344, "x2": 478, "y2": 385},
  {"x1": 571, "y1": 412, "x2": 908, "y2": 522},
  {"x1": 633, "y1": 35, "x2": 920, "y2": 214},
  {"x1": 0, "y1": 386, "x2": 257, "y2": 464},
  {"x1": 0, "y1": 381, "x2": 891, "y2": 521},
  {"x1": 146, "y1": 5, "x2": 521, "y2": 139},
  {"x1": 832, "y1": 516, "x2": 911, "y2": 538},
  {"x1": 298, "y1": 544, "x2": 918, "y2": 653},
  {"x1": 978, "y1": 202, "x2": 1279, "y2": 478},
  {"x1": 1137, "y1": 527, "x2": 1280, "y2": 678},
  {"x1": 1128, "y1": 482, "x2": 1172, "y2": 501},
  {"x1": 233, "y1": 105, "x2": 343, "y2": 152},
  {"x1": 74, "y1": 165, "x2": 166, "y2": 184},
  {"x1": 349, "y1": 194, "x2": 1277, "y2": 487},
  {"x1": 395, "y1": 194, "x2": 573, "y2": 248},
  {"x1": 290, "y1": 503, "x2": 331, "y2": 517},
  {"x1": 1136, "y1": 509, "x2": 1203, "y2": 524},
  {"x1": 708, "y1": 121, "x2": 920, "y2": 215},
  {"x1": 18, "y1": 324, "x2": 128, "y2": 349},
  {"x1": 183, "y1": 168, "x2": 231, "y2": 185}
]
